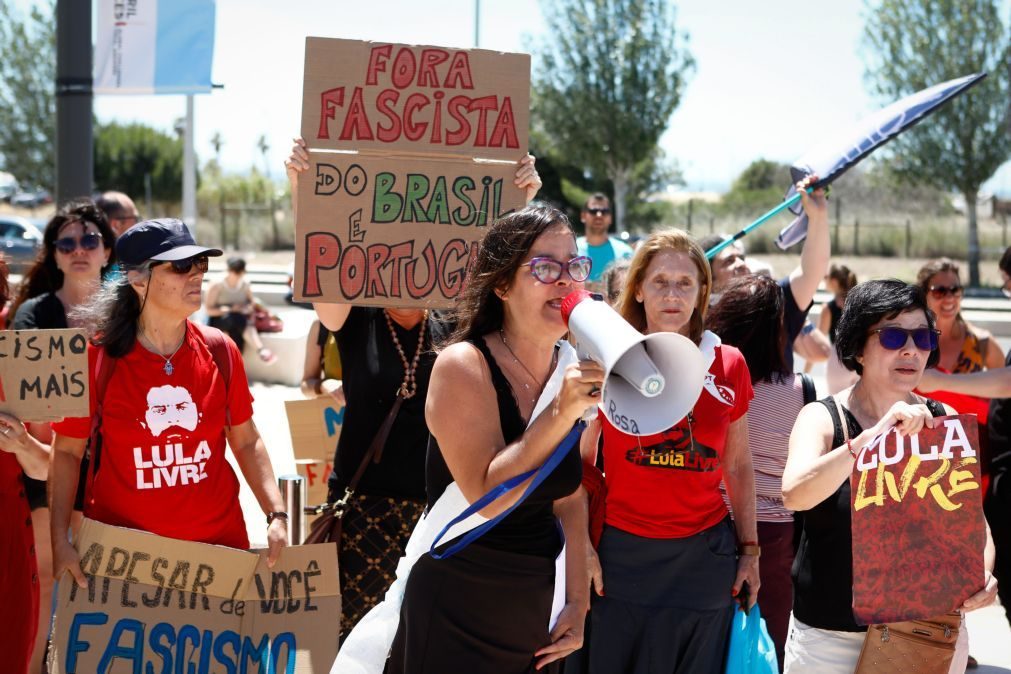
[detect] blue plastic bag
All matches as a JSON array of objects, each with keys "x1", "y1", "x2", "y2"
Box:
[{"x1": 725, "y1": 603, "x2": 779, "y2": 674}]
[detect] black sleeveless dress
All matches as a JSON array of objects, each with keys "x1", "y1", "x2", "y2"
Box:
[
  {"x1": 792, "y1": 395, "x2": 947, "y2": 632},
  {"x1": 386, "y1": 337, "x2": 583, "y2": 673}
]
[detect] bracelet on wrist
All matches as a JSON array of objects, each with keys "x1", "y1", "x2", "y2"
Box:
[{"x1": 266, "y1": 511, "x2": 289, "y2": 525}]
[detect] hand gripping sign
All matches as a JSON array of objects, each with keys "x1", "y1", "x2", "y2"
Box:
[{"x1": 295, "y1": 38, "x2": 531, "y2": 308}]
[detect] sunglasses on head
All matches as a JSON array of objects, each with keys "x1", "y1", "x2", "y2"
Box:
[
  {"x1": 152, "y1": 255, "x2": 210, "y2": 275},
  {"x1": 928, "y1": 284, "x2": 962, "y2": 299},
  {"x1": 55, "y1": 232, "x2": 103, "y2": 254},
  {"x1": 521, "y1": 256, "x2": 592, "y2": 284},
  {"x1": 871, "y1": 326, "x2": 940, "y2": 351},
  {"x1": 586, "y1": 207, "x2": 611, "y2": 216}
]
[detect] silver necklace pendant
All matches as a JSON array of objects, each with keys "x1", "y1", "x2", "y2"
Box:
[{"x1": 163, "y1": 361, "x2": 174, "y2": 376}]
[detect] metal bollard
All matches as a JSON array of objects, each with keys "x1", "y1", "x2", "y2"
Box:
[{"x1": 277, "y1": 474, "x2": 307, "y2": 545}]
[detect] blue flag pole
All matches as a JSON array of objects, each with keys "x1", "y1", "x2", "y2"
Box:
[{"x1": 704, "y1": 190, "x2": 805, "y2": 260}]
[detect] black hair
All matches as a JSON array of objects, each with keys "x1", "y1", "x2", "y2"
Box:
[
  {"x1": 13, "y1": 198, "x2": 117, "y2": 316},
  {"x1": 999, "y1": 246, "x2": 1011, "y2": 277},
  {"x1": 696, "y1": 233, "x2": 730, "y2": 254},
  {"x1": 835, "y1": 279, "x2": 940, "y2": 375},
  {"x1": 707, "y1": 275, "x2": 788, "y2": 384},
  {"x1": 447, "y1": 205, "x2": 572, "y2": 346},
  {"x1": 227, "y1": 257, "x2": 246, "y2": 273},
  {"x1": 582, "y1": 192, "x2": 611, "y2": 210}
]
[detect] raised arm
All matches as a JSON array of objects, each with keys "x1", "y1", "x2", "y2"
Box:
[{"x1": 787, "y1": 177, "x2": 830, "y2": 310}]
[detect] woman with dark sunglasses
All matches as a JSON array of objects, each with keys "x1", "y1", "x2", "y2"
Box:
[
  {"x1": 49, "y1": 219, "x2": 289, "y2": 592},
  {"x1": 5, "y1": 198, "x2": 116, "y2": 671},
  {"x1": 781, "y1": 279, "x2": 997, "y2": 673},
  {"x1": 915, "y1": 259, "x2": 1005, "y2": 497}
]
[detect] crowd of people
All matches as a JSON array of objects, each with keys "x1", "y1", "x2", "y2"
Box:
[{"x1": 4, "y1": 147, "x2": 1011, "y2": 674}]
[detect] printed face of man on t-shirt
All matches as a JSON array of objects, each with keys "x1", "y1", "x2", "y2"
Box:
[{"x1": 144, "y1": 385, "x2": 200, "y2": 437}]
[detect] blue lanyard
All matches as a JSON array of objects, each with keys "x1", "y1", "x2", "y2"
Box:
[{"x1": 430, "y1": 423, "x2": 584, "y2": 560}]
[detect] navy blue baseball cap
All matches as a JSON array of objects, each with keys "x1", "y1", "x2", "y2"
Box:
[{"x1": 116, "y1": 218, "x2": 223, "y2": 267}]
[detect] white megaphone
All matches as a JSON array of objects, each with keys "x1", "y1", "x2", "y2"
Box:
[{"x1": 561, "y1": 290, "x2": 707, "y2": 436}]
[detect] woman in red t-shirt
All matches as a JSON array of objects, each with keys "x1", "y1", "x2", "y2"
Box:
[
  {"x1": 0, "y1": 260, "x2": 51, "y2": 673},
  {"x1": 50, "y1": 219, "x2": 288, "y2": 589},
  {"x1": 584, "y1": 228, "x2": 760, "y2": 674}
]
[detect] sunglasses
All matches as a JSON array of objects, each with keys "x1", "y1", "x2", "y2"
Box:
[
  {"x1": 871, "y1": 327, "x2": 940, "y2": 351},
  {"x1": 521, "y1": 256, "x2": 592, "y2": 284},
  {"x1": 55, "y1": 232, "x2": 103, "y2": 254},
  {"x1": 928, "y1": 284, "x2": 963, "y2": 299},
  {"x1": 586, "y1": 207, "x2": 611, "y2": 216},
  {"x1": 152, "y1": 255, "x2": 210, "y2": 275}
]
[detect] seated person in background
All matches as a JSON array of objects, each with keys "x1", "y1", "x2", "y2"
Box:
[
  {"x1": 205, "y1": 256, "x2": 278, "y2": 364},
  {"x1": 301, "y1": 319, "x2": 345, "y2": 407}
]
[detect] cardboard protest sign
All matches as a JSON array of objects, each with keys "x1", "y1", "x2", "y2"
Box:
[
  {"x1": 295, "y1": 38, "x2": 531, "y2": 307},
  {"x1": 302, "y1": 37, "x2": 529, "y2": 160},
  {"x1": 851, "y1": 414, "x2": 986, "y2": 624},
  {"x1": 286, "y1": 397, "x2": 344, "y2": 515},
  {"x1": 0, "y1": 329, "x2": 89, "y2": 421},
  {"x1": 50, "y1": 519, "x2": 339, "y2": 674}
]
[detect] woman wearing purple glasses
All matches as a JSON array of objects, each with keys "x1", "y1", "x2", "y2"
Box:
[
  {"x1": 781, "y1": 279, "x2": 997, "y2": 673},
  {"x1": 5, "y1": 198, "x2": 116, "y2": 672}
]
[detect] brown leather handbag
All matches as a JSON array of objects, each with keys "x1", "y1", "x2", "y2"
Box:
[
  {"x1": 303, "y1": 394, "x2": 403, "y2": 546},
  {"x1": 853, "y1": 612, "x2": 961, "y2": 673}
]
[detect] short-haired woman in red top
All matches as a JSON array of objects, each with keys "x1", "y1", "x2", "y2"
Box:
[
  {"x1": 50, "y1": 220, "x2": 288, "y2": 588},
  {"x1": 585, "y1": 227, "x2": 759, "y2": 674}
]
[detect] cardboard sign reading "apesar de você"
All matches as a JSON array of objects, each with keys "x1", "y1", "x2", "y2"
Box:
[
  {"x1": 49, "y1": 519, "x2": 340, "y2": 674},
  {"x1": 294, "y1": 38, "x2": 530, "y2": 308}
]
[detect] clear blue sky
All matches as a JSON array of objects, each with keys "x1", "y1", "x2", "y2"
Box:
[{"x1": 16, "y1": 0, "x2": 1011, "y2": 194}]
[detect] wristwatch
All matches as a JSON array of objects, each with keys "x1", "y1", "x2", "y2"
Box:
[{"x1": 266, "y1": 511, "x2": 289, "y2": 525}]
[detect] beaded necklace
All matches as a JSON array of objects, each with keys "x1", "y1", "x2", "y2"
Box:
[{"x1": 384, "y1": 309, "x2": 429, "y2": 399}]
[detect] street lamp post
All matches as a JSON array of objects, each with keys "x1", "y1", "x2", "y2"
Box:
[{"x1": 55, "y1": 0, "x2": 93, "y2": 202}]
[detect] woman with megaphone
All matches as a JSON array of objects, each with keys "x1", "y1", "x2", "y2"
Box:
[
  {"x1": 384, "y1": 206, "x2": 604, "y2": 673},
  {"x1": 582, "y1": 227, "x2": 759, "y2": 674}
]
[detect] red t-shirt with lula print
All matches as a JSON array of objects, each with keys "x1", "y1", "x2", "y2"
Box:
[
  {"x1": 52, "y1": 322, "x2": 254, "y2": 549},
  {"x1": 601, "y1": 343, "x2": 753, "y2": 539}
]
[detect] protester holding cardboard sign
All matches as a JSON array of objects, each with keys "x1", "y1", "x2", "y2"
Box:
[
  {"x1": 782, "y1": 279, "x2": 998, "y2": 673},
  {"x1": 384, "y1": 206, "x2": 601, "y2": 673},
  {"x1": 7, "y1": 198, "x2": 116, "y2": 673},
  {"x1": 49, "y1": 220, "x2": 289, "y2": 592},
  {"x1": 286, "y1": 137, "x2": 541, "y2": 639},
  {"x1": 0, "y1": 260, "x2": 48, "y2": 674}
]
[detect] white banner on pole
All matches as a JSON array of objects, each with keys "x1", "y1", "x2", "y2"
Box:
[{"x1": 94, "y1": 0, "x2": 216, "y2": 95}]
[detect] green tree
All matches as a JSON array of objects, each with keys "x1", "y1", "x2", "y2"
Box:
[
  {"x1": 0, "y1": 0, "x2": 55, "y2": 189},
  {"x1": 94, "y1": 122, "x2": 184, "y2": 201},
  {"x1": 533, "y1": 0, "x2": 694, "y2": 231},
  {"x1": 863, "y1": 0, "x2": 1011, "y2": 286},
  {"x1": 720, "y1": 159, "x2": 791, "y2": 215}
]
